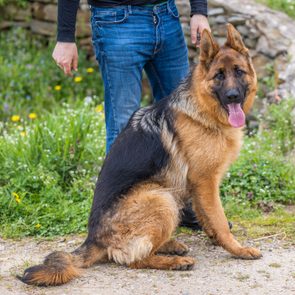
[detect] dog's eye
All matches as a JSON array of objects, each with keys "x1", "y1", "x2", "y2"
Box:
[
  {"x1": 215, "y1": 72, "x2": 225, "y2": 81},
  {"x1": 235, "y1": 69, "x2": 245, "y2": 77}
]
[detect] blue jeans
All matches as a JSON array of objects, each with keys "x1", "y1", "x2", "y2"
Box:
[{"x1": 91, "y1": 0, "x2": 189, "y2": 152}]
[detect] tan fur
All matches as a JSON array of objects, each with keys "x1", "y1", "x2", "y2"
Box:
[
  {"x1": 130, "y1": 255, "x2": 195, "y2": 270},
  {"x1": 100, "y1": 183, "x2": 180, "y2": 265},
  {"x1": 157, "y1": 240, "x2": 189, "y2": 255}
]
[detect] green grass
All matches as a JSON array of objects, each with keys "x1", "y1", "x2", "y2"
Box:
[
  {"x1": 0, "y1": 0, "x2": 26, "y2": 8},
  {"x1": 222, "y1": 98, "x2": 295, "y2": 204},
  {"x1": 0, "y1": 103, "x2": 106, "y2": 238},
  {"x1": 0, "y1": 28, "x2": 294, "y2": 239},
  {"x1": 258, "y1": 0, "x2": 295, "y2": 19},
  {"x1": 225, "y1": 201, "x2": 295, "y2": 241},
  {"x1": 0, "y1": 28, "x2": 106, "y2": 238},
  {"x1": 0, "y1": 27, "x2": 103, "y2": 121}
]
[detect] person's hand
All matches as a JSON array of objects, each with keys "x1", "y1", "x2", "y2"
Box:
[
  {"x1": 190, "y1": 14, "x2": 211, "y2": 48},
  {"x1": 52, "y1": 42, "x2": 78, "y2": 76}
]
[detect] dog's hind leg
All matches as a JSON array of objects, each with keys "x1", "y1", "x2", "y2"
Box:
[
  {"x1": 156, "y1": 240, "x2": 189, "y2": 256},
  {"x1": 129, "y1": 254, "x2": 195, "y2": 270},
  {"x1": 105, "y1": 183, "x2": 194, "y2": 268}
]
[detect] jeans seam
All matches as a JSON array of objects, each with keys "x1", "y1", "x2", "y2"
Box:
[
  {"x1": 148, "y1": 61, "x2": 166, "y2": 100},
  {"x1": 101, "y1": 51, "x2": 119, "y2": 135}
]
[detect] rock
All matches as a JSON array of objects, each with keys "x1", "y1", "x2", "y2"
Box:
[
  {"x1": 30, "y1": 19, "x2": 56, "y2": 36},
  {"x1": 3, "y1": 4, "x2": 31, "y2": 21},
  {"x1": 248, "y1": 26, "x2": 260, "y2": 39},
  {"x1": 244, "y1": 37, "x2": 257, "y2": 49},
  {"x1": 214, "y1": 15, "x2": 227, "y2": 24},
  {"x1": 32, "y1": 3, "x2": 57, "y2": 22},
  {"x1": 0, "y1": 20, "x2": 29, "y2": 29},
  {"x1": 236, "y1": 25, "x2": 249, "y2": 36},
  {"x1": 256, "y1": 35, "x2": 287, "y2": 58},
  {"x1": 76, "y1": 9, "x2": 91, "y2": 37},
  {"x1": 215, "y1": 37, "x2": 227, "y2": 45},
  {"x1": 36, "y1": 0, "x2": 57, "y2": 3},
  {"x1": 212, "y1": 24, "x2": 227, "y2": 37},
  {"x1": 252, "y1": 54, "x2": 272, "y2": 78},
  {"x1": 180, "y1": 16, "x2": 190, "y2": 24},
  {"x1": 228, "y1": 15, "x2": 247, "y2": 25},
  {"x1": 79, "y1": 36, "x2": 94, "y2": 56},
  {"x1": 208, "y1": 8, "x2": 225, "y2": 16},
  {"x1": 176, "y1": 0, "x2": 190, "y2": 16}
]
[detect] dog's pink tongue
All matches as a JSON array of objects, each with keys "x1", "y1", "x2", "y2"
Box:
[{"x1": 228, "y1": 103, "x2": 245, "y2": 128}]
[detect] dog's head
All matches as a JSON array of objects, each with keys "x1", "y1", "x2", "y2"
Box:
[{"x1": 194, "y1": 24, "x2": 257, "y2": 128}]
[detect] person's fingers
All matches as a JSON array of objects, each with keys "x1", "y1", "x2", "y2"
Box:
[
  {"x1": 61, "y1": 62, "x2": 72, "y2": 76},
  {"x1": 191, "y1": 25, "x2": 197, "y2": 45},
  {"x1": 72, "y1": 55, "x2": 78, "y2": 72}
]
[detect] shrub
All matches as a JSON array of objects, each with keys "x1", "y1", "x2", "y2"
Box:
[
  {"x1": 221, "y1": 99, "x2": 295, "y2": 204},
  {"x1": 258, "y1": 0, "x2": 295, "y2": 19},
  {"x1": 0, "y1": 103, "x2": 106, "y2": 237},
  {"x1": 0, "y1": 28, "x2": 103, "y2": 121}
]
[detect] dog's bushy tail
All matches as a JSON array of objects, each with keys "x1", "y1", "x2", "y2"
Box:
[{"x1": 19, "y1": 243, "x2": 106, "y2": 286}]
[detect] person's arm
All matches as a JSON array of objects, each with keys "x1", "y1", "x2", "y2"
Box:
[
  {"x1": 57, "y1": 0, "x2": 80, "y2": 42},
  {"x1": 52, "y1": 0, "x2": 80, "y2": 76},
  {"x1": 189, "y1": 0, "x2": 211, "y2": 47}
]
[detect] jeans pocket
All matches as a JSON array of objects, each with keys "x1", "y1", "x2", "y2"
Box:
[
  {"x1": 92, "y1": 8, "x2": 128, "y2": 25},
  {"x1": 167, "y1": 2, "x2": 180, "y2": 18}
]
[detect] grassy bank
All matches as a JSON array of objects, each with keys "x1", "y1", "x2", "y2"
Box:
[{"x1": 258, "y1": 0, "x2": 295, "y2": 19}]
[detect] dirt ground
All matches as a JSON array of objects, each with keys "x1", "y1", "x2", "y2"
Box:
[{"x1": 0, "y1": 233, "x2": 294, "y2": 295}]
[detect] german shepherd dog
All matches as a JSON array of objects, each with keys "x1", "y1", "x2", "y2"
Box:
[{"x1": 20, "y1": 24, "x2": 261, "y2": 286}]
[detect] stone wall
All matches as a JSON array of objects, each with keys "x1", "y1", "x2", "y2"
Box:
[
  {"x1": 178, "y1": 0, "x2": 295, "y2": 99},
  {"x1": 1, "y1": 0, "x2": 295, "y2": 98}
]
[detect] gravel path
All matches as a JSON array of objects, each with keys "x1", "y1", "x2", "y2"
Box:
[{"x1": 0, "y1": 233, "x2": 294, "y2": 295}]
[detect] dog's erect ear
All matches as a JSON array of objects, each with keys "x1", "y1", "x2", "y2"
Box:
[
  {"x1": 199, "y1": 29, "x2": 219, "y2": 69},
  {"x1": 225, "y1": 23, "x2": 248, "y2": 56}
]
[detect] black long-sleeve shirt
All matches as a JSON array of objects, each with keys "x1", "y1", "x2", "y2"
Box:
[{"x1": 57, "y1": 0, "x2": 208, "y2": 42}]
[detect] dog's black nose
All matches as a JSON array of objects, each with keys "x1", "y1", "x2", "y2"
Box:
[{"x1": 226, "y1": 89, "x2": 239, "y2": 100}]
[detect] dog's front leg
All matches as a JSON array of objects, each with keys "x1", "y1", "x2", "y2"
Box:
[{"x1": 192, "y1": 177, "x2": 262, "y2": 259}]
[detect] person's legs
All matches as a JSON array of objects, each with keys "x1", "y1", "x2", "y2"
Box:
[
  {"x1": 144, "y1": 0, "x2": 189, "y2": 101},
  {"x1": 91, "y1": 6, "x2": 155, "y2": 152}
]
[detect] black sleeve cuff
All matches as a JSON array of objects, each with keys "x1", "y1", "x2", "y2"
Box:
[
  {"x1": 57, "y1": 0, "x2": 80, "y2": 42},
  {"x1": 189, "y1": 0, "x2": 208, "y2": 17},
  {"x1": 57, "y1": 30, "x2": 76, "y2": 42}
]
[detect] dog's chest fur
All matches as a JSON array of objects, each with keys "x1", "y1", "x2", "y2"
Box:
[{"x1": 159, "y1": 111, "x2": 243, "y2": 203}]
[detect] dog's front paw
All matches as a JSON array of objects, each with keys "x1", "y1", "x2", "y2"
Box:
[
  {"x1": 234, "y1": 247, "x2": 262, "y2": 260},
  {"x1": 171, "y1": 256, "x2": 195, "y2": 270}
]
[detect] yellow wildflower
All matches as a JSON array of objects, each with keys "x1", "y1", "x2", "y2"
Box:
[
  {"x1": 12, "y1": 192, "x2": 21, "y2": 204},
  {"x1": 86, "y1": 67, "x2": 94, "y2": 73},
  {"x1": 54, "y1": 85, "x2": 62, "y2": 91},
  {"x1": 20, "y1": 131, "x2": 26, "y2": 137},
  {"x1": 11, "y1": 115, "x2": 20, "y2": 122},
  {"x1": 95, "y1": 104, "x2": 103, "y2": 113},
  {"x1": 74, "y1": 76, "x2": 83, "y2": 83},
  {"x1": 35, "y1": 223, "x2": 41, "y2": 229},
  {"x1": 28, "y1": 113, "x2": 37, "y2": 120}
]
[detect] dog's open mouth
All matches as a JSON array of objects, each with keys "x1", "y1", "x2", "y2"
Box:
[{"x1": 226, "y1": 103, "x2": 245, "y2": 128}]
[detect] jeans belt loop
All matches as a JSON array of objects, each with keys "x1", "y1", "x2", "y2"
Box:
[{"x1": 127, "y1": 5, "x2": 132, "y2": 15}]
